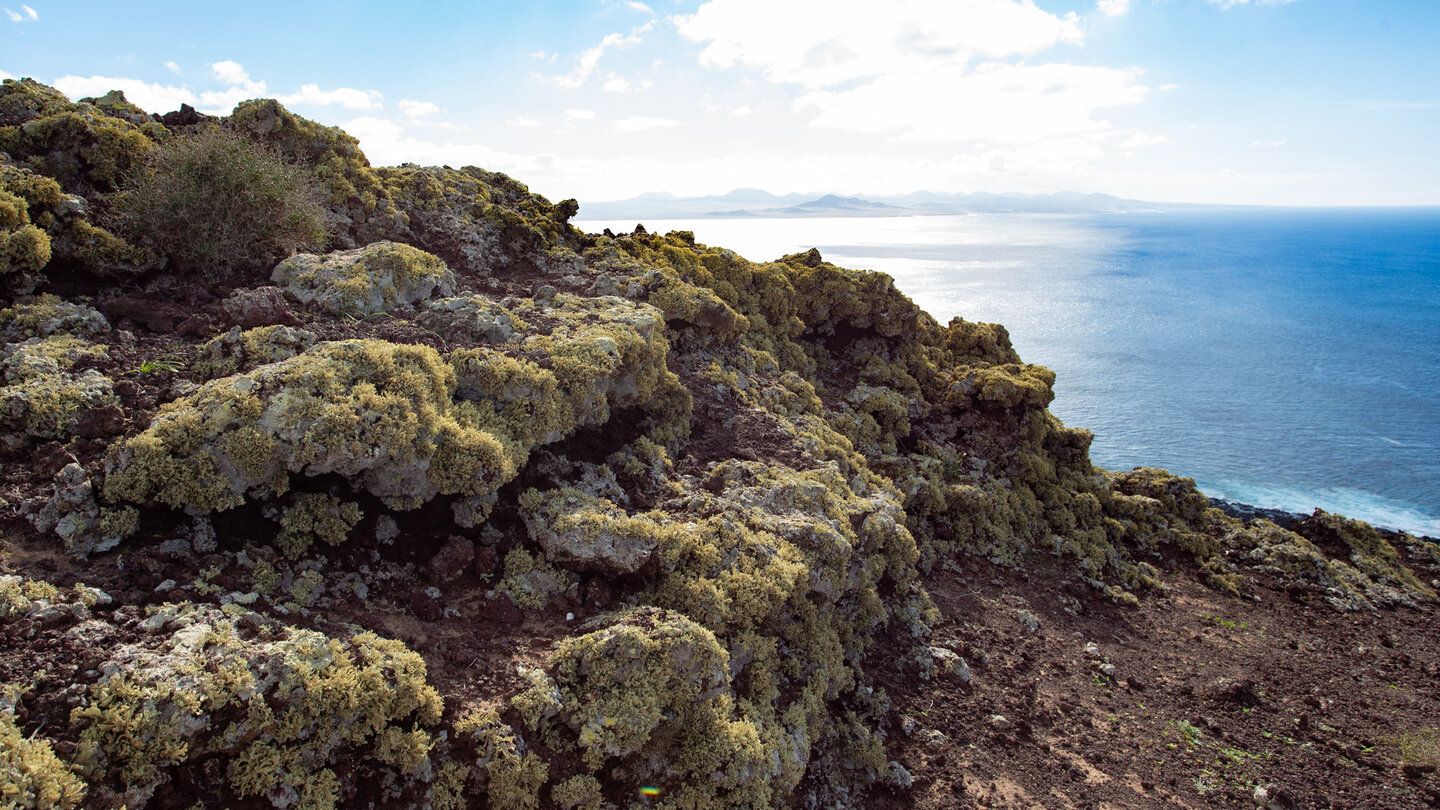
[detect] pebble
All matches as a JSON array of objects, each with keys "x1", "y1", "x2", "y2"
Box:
[
  {"x1": 1015, "y1": 609, "x2": 1040, "y2": 633},
  {"x1": 1082, "y1": 641, "x2": 1102, "y2": 659},
  {"x1": 154, "y1": 579, "x2": 177, "y2": 593},
  {"x1": 987, "y1": 714, "x2": 1013, "y2": 731}
]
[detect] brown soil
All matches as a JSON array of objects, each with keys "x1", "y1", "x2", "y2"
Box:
[{"x1": 870, "y1": 546, "x2": 1440, "y2": 809}]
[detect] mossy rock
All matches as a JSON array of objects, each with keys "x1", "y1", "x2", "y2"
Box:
[
  {"x1": 69, "y1": 602, "x2": 442, "y2": 809},
  {"x1": 0, "y1": 335, "x2": 117, "y2": 441},
  {"x1": 0, "y1": 80, "x2": 164, "y2": 194},
  {"x1": 0, "y1": 295, "x2": 109, "y2": 343},
  {"x1": 272, "y1": 240, "x2": 455, "y2": 315},
  {"x1": 1, "y1": 703, "x2": 87, "y2": 809},
  {"x1": 106, "y1": 300, "x2": 677, "y2": 518}
]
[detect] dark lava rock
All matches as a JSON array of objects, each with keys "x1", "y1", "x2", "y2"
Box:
[
  {"x1": 471, "y1": 546, "x2": 498, "y2": 577},
  {"x1": 410, "y1": 592, "x2": 444, "y2": 622},
  {"x1": 222, "y1": 286, "x2": 301, "y2": 328},
  {"x1": 428, "y1": 535, "x2": 475, "y2": 585}
]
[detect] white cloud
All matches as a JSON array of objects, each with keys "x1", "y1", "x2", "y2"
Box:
[
  {"x1": 615, "y1": 116, "x2": 679, "y2": 132},
  {"x1": 507, "y1": 116, "x2": 541, "y2": 128},
  {"x1": 52, "y1": 74, "x2": 197, "y2": 114},
  {"x1": 399, "y1": 99, "x2": 440, "y2": 119},
  {"x1": 164, "y1": 61, "x2": 181, "y2": 74},
  {"x1": 344, "y1": 116, "x2": 543, "y2": 171},
  {"x1": 1159, "y1": 82, "x2": 1178, "y2": 91},
  {"x1": 1249, "y1": 139, "x2": 1286, "y2": 147},
  {"x1": 796, "y1": 61, "x2": 1149, "y2": 144},
  {"x1": 627, "y1": 1, "x2": 653, "y2": 11},
  {"x1": 564, "y1": 108, "x2": 597, "y2": 122},
  {"x1": 1097, "y1": 0, "x2": 1131, "y2": 16},
  {"x1": 1121, "y1": 131, "x2": 1170, "y2": 148},
  {"x1": 210, "y1": 60, "x2": 265, "y2": 93},
  {"x1": 0, "y1": 68, "x2": 15, "y2": 81},
  {"x1": 676, "y1": 0, "x2": 1084, "y2": 89},
  {"x1": 52, "y1": 63, "x2": 384, "y2": 117},
  {"x1": 538, "y1": 24, "x2": 650, "y2": 89},
  {"x1": 278, "y1": 84, "x2": 382, "y2": 110},
  {"x1": 5, "y1": 3, "x2": 36, "y2": 21},
  {"x1": 602, "y1": 74, "x2": 654, "y2": 94},
  {"x1": 21, "y1": 4, "x2": 35, "y2": 18}
]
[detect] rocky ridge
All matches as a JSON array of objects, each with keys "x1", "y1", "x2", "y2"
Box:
[{"x1": 2, "y1": 77, "x2": 1438, "y2": 809}]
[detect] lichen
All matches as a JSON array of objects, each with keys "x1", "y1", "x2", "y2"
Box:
[
  {"x1": 275, "y1": 493, "x2": 363, "y2": 559},
  {"x1": 107, "y1": 297, "x2": 679, "y2": 516},
  {"x1": 70, "y1": 603, "x2": 442, "y2": 808},
  {"x1": 0, "y1": 78, "x2": 163, "y2": 194},
  {"x1": 272, "y1": 240, "x2": 455, "y2": 315},
  {"x1": 453, "y1": 708, "x2": 549, "y2": 810},
  {"x1": 0, "y1": 294, "x2": 109, "y2": 342},
  {"x1": 193, "y1": 324, "x2": 316, "y2": 379},
  {"x1": 0, "y1": 334, "x2": 117, "y2": 440},
  {"x1": 1, "y1": 703, "x2": 86, "y2": 809}
]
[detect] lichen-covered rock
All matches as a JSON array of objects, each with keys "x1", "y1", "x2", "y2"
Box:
[
  {"x1": 3, "y1": 150, "x2": 161, "y2": 278},
  {"x1": 105, "y1": 339, "x2": 502, "y2": 513},
  {"x1": 519, "y1": 607, "x2": 729, "y2": 764},
  {"x1": 192, "y1": 323, "x2": 316, "y2": 379},
  {"x1": 69, "y1": 602, "x2": 443, "y2": 809},
  {"x1": 0, "y1": 335, "x2": 118, "y2": 442},
  {"x1": 518, "y1": 488, "x2": 663, "y2": 575},
  {"x1": 25, "y1": 461, "x2": 138, "y2": 555},
  {"x1": 419, "y1": 294, "x2": 528, "y2": 344},
  {"x1": 0, "y1": 181, "x2": 51, "y2": 275},
  {"x1": 1223, "y1": 512, "x2": 1436, "y2": 610},
  {"x1": 272, "y1": 240, "x2": 455, "y2": 315},
  {"x1": 0, "y1": 77, "x2": 164, "y2": 194},
  {"x1": 375, "y1": 163, "x2": 583, "y2": 276},
  {"x1": 106, "y1": 299, "x2": 677, "y2": 518},
  {"x1": 0, "y1": 294, "x2": 109, "y2": 342},
  {"x1": 1, "y1": 700, "x2": 87, "y2": 809}
]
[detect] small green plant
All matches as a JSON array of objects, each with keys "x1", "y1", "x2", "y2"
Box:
[
  {"x1": 129, "y1": 356, "x2": 184, "y2": 374},
  {"x1": 1388, "y1": 727, "x2": 1440, "y2": 768},
  {"x1": 1173, "y1": 719, "x2": 1203, "y2": 748},
  {"x1": 1199, "y1": 613, "x2": 1248, "y2": 631},
  {"x1": 119, "y1": 126, "x2": 325, "y2": 274}
]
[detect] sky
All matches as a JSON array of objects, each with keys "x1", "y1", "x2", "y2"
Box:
[{"x1": 3, "y1": 0, "x2": 1438, "y2": 206}]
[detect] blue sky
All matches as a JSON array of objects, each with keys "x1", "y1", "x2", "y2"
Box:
[{"x1": 3, "y1": 0, "x2": 1437, "y2": 205}]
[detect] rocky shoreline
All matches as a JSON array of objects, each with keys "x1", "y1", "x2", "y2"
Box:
[{"x1": 3, "y1": 77, "x2": 1439, "y2": 809}]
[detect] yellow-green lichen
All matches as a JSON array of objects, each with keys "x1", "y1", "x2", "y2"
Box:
[
  {"x1": 271, "y1": 241, "x2": 454, "y2": 315},
  {"x1": 276, "y1": 493, "x2": 363, "y2": 559},
  {"x1": 1, "y1": 705, "x2": 86, "y2": 809},
  {"x1": 71, "y1": 604, "x2": 442, "y2": 808},
  {"x1": 0, "y1": 335, "x2": 116, "y2": 440},
  {"x1": 454, "y1": 707, "x2": 549, "y2": 810}
]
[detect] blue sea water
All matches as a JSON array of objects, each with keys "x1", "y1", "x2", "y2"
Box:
[{"x1": 577, "y1": 209, "x2": 1440, "y2": 537}]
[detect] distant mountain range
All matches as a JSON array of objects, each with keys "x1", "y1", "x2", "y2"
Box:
[{"x1": 578, "y1": 188, "x2": 1198, "y2": 220}]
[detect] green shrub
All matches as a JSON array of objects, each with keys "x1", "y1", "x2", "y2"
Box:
[{"x1": 119, "y1": 126, "x2": 325, "y2": 273}]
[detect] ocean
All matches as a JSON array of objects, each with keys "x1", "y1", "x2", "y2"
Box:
[{"x1": 576, "y1": 209, "x2": 1440, "y2": 538}]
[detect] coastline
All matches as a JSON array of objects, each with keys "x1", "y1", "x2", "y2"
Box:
[{"x1": 1210, "y1": 498, "x2": 1439, "y2": 543}]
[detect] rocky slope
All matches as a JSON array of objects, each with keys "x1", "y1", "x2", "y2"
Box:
[{"x1": 2, "y1": 78, "x2": 1438, "y2": 809}]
